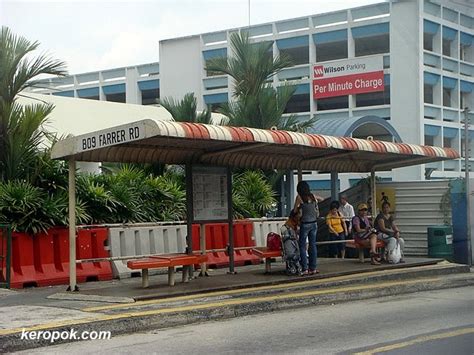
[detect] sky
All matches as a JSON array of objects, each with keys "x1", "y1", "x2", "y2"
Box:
[{"x1": 1, "y1": 0, "x2": 382, "y2": 75}]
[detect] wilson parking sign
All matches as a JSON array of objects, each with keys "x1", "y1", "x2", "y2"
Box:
[{"x1": 312, "y1": 56, "x2": 384, "y2": 99}]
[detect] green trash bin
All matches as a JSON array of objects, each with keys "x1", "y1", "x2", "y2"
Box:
[{"x1": 427, "y1": 225, "x2": 454, "y2": 262}]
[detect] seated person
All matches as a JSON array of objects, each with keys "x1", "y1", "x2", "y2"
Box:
[
  {"x1": 280, "y1": 210, "x2": 301, "y2": 275},
  {"x1": 375, "y1": 201, "x2": 405, "y2": 263},
  {"x1": 326, "y1": 201, "x2": 348, "y2": 258},
  {"x1": 352, "y1": 203, "x2": 380, "y2": 265}
]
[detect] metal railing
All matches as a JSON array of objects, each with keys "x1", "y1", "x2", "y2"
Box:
[{"x1": 0, "y1": 224, "x2": 12, "y2": 288}]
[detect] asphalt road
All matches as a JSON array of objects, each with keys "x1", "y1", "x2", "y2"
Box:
[{"x1": 16, "y1": 286, "x2": 474, "y2": 355}]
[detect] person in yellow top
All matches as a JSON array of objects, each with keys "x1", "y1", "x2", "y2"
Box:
[{"x1": 326, "y1": 200, "x2": 348, "y2": 258}]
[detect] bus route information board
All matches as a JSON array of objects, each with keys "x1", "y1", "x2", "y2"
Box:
[{"x1": 192, "y1": 167, "x2": 228, "y2": 221}]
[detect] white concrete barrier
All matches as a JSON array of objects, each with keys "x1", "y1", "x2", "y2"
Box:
[
  {"x1": 107, "y1": 219, "x2": 287, "y2": 278},
  {"x1": 108, "y1": 223, "x2": 187, "y2": 279},
  {"x1": 250, "y1": 218, "x2": 286, "y2": 247}
]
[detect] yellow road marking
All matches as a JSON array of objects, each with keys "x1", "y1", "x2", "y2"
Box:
[
  {"x1": 353, "y1": 327, "x2": 474, "y2": 355},
  {"x1": 83, "y1": 265, "x2": 443, "y2": 312},
  {"x1": 0, "y1": 277, "x2": 439, "y2": 336}
]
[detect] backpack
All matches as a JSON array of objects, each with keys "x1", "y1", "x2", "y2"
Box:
[
  {"x1": 281, "y1": 226, "x2": 301, "y2": 276},
  {"x1": 266, "y1": 232, "x2": 282, "y2": 251}
]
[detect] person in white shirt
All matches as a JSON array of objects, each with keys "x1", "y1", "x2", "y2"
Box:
[{"x1": 338, "y1": 195, "x2": 355, "y2": 236}]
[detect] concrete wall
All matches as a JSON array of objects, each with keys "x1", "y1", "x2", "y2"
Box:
[
  {"x1": 390, "y1": 0, "x2": 423, "y2": 182},
  {"x1": 160, "y1": 36, "x2": 203, "y2": 107}
]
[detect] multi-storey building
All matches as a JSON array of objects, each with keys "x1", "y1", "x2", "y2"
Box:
[
  {"x1": 31, "y1": 62, "x2": 160, "y2": 105},
  {"x1": 31, "y1": 0, "x2": 473, "y2": 191}
]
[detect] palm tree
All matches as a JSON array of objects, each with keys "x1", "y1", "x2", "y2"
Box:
[
  {"x1": 206, "y1": 32, "x2": 291, "y2": 99},
  {"x1": 159, "y1": 92, "x2": 213, "y2": 124},
  {"x1": 0, "y1": 26, "x2": 67, "y2": 181},
  {"x1": 205, "y1": 31, "x2": 316, "y2": 131}
]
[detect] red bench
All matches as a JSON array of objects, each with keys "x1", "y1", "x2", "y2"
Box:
[
  {"x1": 346, "y1": 239, "x2": 386, "y2": 263},
  {"x1": 127, "y1": 253, "x2": 208, "y2": 288},
  {"x1": 252, "y1": 247, "x2": 282, "y2": 273}
]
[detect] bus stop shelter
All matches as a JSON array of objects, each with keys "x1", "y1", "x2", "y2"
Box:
[{"x1": 51, "y1": 119, "x2": 459, "y2": 291}]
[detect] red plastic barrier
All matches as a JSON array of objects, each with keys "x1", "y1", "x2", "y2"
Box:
[
  {"x1": 34, "y1": 228, "x2": 69, "y2": 286},
  {"x1": 191, "y1": 221, "x2": 259, "y2": 268},
  {"x1": 8, "y1": 227, "x2": 112, "y2": 288},
  {"x1": 9, "y1": 232, "x2": 37, "y2": 288},
  {"x1": 76, "y1": 227, "x2": 112, "y2": 282},
  {"x1": 233, "y1": 221, "x2": 260, "y2": 266}
]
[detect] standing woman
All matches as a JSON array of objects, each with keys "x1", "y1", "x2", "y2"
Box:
[{"x1": 293, "y1": 181, "x2": 324, "y2": 275}]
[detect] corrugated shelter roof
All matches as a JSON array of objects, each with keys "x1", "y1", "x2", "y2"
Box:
[
  {"x1": 311, "y1": 115, "x2": 402, "y2": 142},
  {"x1": 51, "y1": 119, "x2": 459, "y2": 173}
]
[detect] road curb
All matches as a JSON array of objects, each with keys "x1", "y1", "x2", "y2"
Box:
[{"x1": 2, "y1": 273, "x2": 473, "y2": 352}]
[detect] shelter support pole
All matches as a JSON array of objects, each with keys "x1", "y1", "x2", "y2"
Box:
[
  {"x1": 67, "y1": 159, "x2": 78, "y2": 292},
  {"x1": 185, "y1": 164, "x2": 194, "y2": 255},
  {"x1": 463, "y1": 108, "x2": 472, "y2": 265},
  {"x1": 297, "y1": 168, "x2": 303, "y2": 183},
  {"x1": 370, "y1": 170, "x2": 377, "y2": 218},
  {"x1": 227, "y1": 167, "x2": 235, "y2": 274},
  {"x1": 330, "y1": 171, "x2": 338, "y2": 201},
  {"x1": 285, "y1": 170, "x2": 294, "y2": 216},
  {"x1": 200, "y1": 224, "x2": 208, "y2": 276}
]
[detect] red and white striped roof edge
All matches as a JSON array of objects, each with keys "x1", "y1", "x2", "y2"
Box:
[
  {"x1": 51, "y1": 119, "x2": 460, "y2": 172},
  {"x1": 169, "y1": 121, "x2": 458, "y2": 159}
]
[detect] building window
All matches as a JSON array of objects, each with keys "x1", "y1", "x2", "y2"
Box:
[
  {"x1": 280, "y1": 46, "x2": 309, "y2": 66},
  {"x1": 314, "y1": 30, "x2": 348, "y2": 62},
  {"x1": 316, "y1": 96, "x2": 349, "y2": 111},
  {"x1": 355, "y1": 35, "x2": 389, "y2": 57},
  {"x1": 443, "y1": 137, "x2": 453, "y2": 148},
  {"x1": 105, "y1": 93, "x2": 125, "y2": 103},
  {"x1": 141, "y1": 89, "x2": 159, "y2": 105},
  {"x1": 207, "y1": 103, "x2": 225, "y2": 112},
  {"x1": 203, "y1": 93, "x2": 228, "y2": 112},
  {"x1": 203, "y1": 48, "x2": 227, "y2": 77},
  {"x1": 442, "y1": 26, "x2": 457, "y2": 58},
  {"x1": 276, "y1": 36, "x2": 309, "y2": 66},
  {"x1": 316, "y1": 42, "x2": 347, "y2": 62},
  {"x1": 443, "y1": 88, "x2": 452, "y2": 107},
  {"x1": 355, "y1": 77, "x2": 390, "y2": 107},
  {"x1": 77, "y1": 87, "x2": 100, "y2": 101},
  {"x1": 442, "y1": 38, "x2": 452, "y2": 57},
  {"x1": 425, "y1": 135, "x2": 434, "y2": 146},
  {"x1": 284, "y1": 93, "x2": 310, "y2": 113},
  {"x1": 460, "y1": 32, "x2": 473, "y2": 62},
  {"x1": 424, "y1": 20, "x2": 440, "y2": 53},
  {"x1": 355, "y1": 90, "x2": 390, "y2": 107},
  {"x1": 424, "y1": 84, "x2": 434, "y2": 104},
  {"x1": 424, "y1": 33, "x2": 434, "y2": 52},
  {"x1": 352, "y1": 23, "x2": 390, "y2": 57}
]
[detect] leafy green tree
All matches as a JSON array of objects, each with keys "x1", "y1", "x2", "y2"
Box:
[
  {"x1": 0, "y1": 26, "x2": 67, "y2": 181},
  {"x1": 159, "y1": 92, "x2": 213, "y2": 124},
  {"x1": 232, "y1": 170, "x2": 276, "y2": 218},
  {"x1": 206, "y1": 32, "x2": 316, "y2": 131},
  {"x1": 206, "y1": 33, "x2": 290, "y2": 99},
  {"x1": 0, "y1": 180, "x2": 90, "y2": 233}
]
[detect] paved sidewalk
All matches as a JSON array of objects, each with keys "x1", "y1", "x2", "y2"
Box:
[{"x1": 0, "y1": 258, "x2": 472, "y2": 352}]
